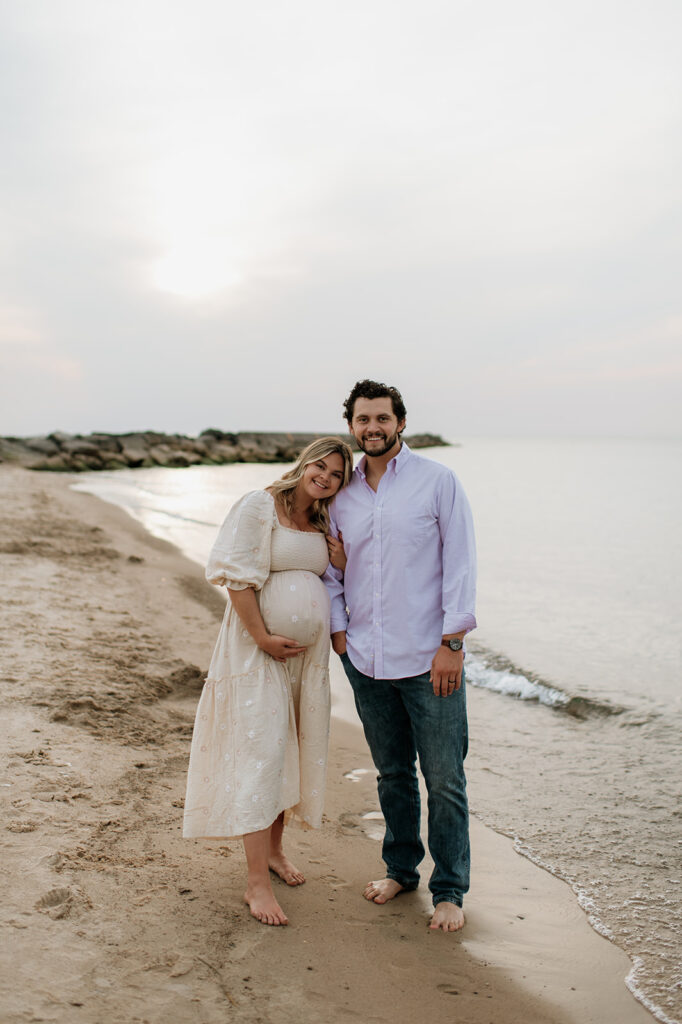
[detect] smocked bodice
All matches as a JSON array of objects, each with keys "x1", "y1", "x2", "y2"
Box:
[{"x1": 270, "y1": 520, "x2": 329, "y2": 575}]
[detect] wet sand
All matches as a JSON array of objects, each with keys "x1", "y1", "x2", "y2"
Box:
[{"x1": 0, "y1": 465, "x2": 654, "y2": 1024}]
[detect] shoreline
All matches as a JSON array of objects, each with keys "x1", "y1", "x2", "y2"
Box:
[{"x1": 0, "y1": 465, "x2": 654, "y2": 1023}]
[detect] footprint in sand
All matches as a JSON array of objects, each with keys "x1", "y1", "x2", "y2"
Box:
[
  {"x1": 35, "y1": 887, "x2": 74, "y2": 920},
  {"x1": 43, "y1": 851, "x2": 66, "y2": 871},
  {"x1": 318, "y1": 873, "x2": 349, "y2": 887},
  {"x1": 338, "y1": 810, "x2": 385, "y2": 842}
]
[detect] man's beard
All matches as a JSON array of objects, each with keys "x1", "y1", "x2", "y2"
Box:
[{"x1": 356, "y1": 430, "x2": 402, "y2": 458}]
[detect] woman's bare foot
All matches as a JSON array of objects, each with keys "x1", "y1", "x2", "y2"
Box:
[
  {"x1": 429, "y1": 901, "x2": 465, "y2": 932},
  {"x1": 363, "y1": 878, "x2": 405, "y2": 904},
  {"x1": 268, "y1": 852, "x2": 305, "y2": 886},
  {"x1": 244, "y1": 882, "x2": 289, "y2": 925}
]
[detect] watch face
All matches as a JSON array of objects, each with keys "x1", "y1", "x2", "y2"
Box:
[{"x1": 449, "y1": 639, "x2": 463, "y2": 651}]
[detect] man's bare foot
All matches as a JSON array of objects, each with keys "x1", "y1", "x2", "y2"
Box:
[
  {"x1": 244, "y1": 882, "x2": 289, "y2": 925},
  {"x1": 363, "y1": 878, "x2": 405, "y2": 904},
  {"x1": 268, "y1": 852, "x2": 306, "y2": 886},
  {"x1": 429, "y1": 901, "x2": 465, "y2": 932}
]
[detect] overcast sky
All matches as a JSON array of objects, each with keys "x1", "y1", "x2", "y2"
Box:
[{"x1": 1, "y1": 0, "x2": 680, "y2": 440}]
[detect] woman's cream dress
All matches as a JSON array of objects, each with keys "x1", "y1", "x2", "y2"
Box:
[{"x1": 183, "y1": 490, "x2": 332, "y2": 839}]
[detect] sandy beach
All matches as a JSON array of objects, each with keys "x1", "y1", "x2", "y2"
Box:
[{"x1": 0, "y1": 465, "x2": 655, "y2": 1024}]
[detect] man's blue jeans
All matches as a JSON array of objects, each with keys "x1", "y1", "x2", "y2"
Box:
[{"x1": 340, "y1": 652, "x2": 470, "y2": 908}]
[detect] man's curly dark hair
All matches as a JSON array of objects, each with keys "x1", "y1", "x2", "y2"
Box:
[{"x1": 342, "y1": 379, "x2": 407, "y2": 425}]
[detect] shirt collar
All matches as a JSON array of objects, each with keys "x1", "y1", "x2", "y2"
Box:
[{"x1": 355, "y1": 441, "x2": 412, "y2": 479}]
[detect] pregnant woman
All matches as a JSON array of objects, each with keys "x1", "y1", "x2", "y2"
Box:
[{"x1": 183, "y1": 437, "x2": 353, "y2": 926}]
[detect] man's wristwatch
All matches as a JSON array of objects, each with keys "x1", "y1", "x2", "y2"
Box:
[{"x1": 442, "y1": 638, "x2": 464, "y2": 652}]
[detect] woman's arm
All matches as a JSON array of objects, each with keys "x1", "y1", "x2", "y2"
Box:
[{"x1": 227, "y1": 587, "x2": 306, "y2": 663}]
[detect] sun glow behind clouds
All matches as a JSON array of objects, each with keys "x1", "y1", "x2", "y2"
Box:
[
  {"x1": 151, "y1": 240, "x2": 244, "y2": 299},
  {"x1": 146, "y1": 151, "x2": 252, "y2": 299},
  {"x1": 143, "y1": 140, "x2": 303, "y2": 300}
]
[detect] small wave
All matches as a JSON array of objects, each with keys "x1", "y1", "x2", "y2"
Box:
[
  {"x1": 71, "y1": 482, "x2": 218, "y2": 529},
  {"x1": 508, "y1": 835, "x2": 676, "y2": 1024},
  {"x1": 465, "y1": 650, "x2": 624, "y2": 719},
  {"x1": 626, "y1": 958, "x2": 681, "y2": 1024},
  {"x1": 133, "y1": 504, "x2": 218, "y2": 528},
  {"x1": 470, "y1": 814, "x2": 677, "y2": 1024}
]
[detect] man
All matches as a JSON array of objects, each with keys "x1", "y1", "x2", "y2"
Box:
[{"x1": 325, "y1": 379, "x2": 476, "y2": 933}]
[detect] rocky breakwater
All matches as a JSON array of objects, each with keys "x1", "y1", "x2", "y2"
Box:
[{"x1": 0, "y1": 429, "x2": 450, "y2": 472}]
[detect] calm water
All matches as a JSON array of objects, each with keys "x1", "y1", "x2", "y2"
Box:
[{"x1": 73, "y1": 437, "x2": 682, "y2": 1023}]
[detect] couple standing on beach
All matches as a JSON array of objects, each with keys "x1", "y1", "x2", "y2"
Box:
[{"x1": 183, "y1": 379, "x2": 477, "y2": 934}]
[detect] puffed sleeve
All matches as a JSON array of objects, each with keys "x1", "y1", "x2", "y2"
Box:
[{"x1": 205, "y1": 490, "x2": 274, "y2": 591}]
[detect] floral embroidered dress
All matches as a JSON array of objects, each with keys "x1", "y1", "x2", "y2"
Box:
[{"x1": 183, "y1": 489, "x2": 332, "y2": 839}]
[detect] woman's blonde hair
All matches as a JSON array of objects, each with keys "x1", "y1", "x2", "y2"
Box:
[{"x1": 269, "y1": 437, "x2": 354, "y2": 533}]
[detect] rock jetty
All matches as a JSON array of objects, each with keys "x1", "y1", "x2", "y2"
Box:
[{"x1": 0, "y1": 429, "x2": 450, "y2": 472}]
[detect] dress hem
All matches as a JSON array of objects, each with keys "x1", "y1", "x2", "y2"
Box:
[{"x1": 183, "y1": 803, "x2": 321, "y2": 842}]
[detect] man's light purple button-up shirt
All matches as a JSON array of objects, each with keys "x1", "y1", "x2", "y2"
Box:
[{"x1": 324, "y1": 443, "x2": 477, "y2": 680}]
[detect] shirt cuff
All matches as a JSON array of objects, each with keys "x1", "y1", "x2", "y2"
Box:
[
  {"x1": 442, "y1": 612, "x2": 477, "y2": 635},
  {"x1": 330, "y1": 611, "x2": 349, "y2": 633}
]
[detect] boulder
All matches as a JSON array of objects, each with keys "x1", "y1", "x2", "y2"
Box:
[
  {"x1": 27, "y1": 454, "x2": 71, "y2": 471},
  {"x1": 95, "y1": 450, "x2": 124, "y2": 463},
  {"x1": 211, "y1": 443, "x2": 241, "y2": 463},
  {"x1": 69, "y1": 455, "x2": 104, "y2": 471},
  {"x1": 148, "y1": 446, "x2": 201, "y2": 468},
  {"x1": 238, "y1": 445, "x2": 279, "y2": 463},
  {"x1": 24, "y1": 437, "x2": 60, "y2": 455},
  {"x1": 120, "y1": 447, "x2": 151, "y2": 467},
  {"x1": 177, "y1": 450, "x2": 203, "y2": 466},
  {"x1": 118, "y1": 432, "x2": 163, "y2": 448},
  {"x1": 164, "y1": 451, "x2": 200, "y2": 467},
  {"x1": 189, "y1": 439, "x2": 210, "y2": 456},
  {"x1": 87, "y1": 434, "x2": 123, "y2": 451},
  {"x1": 148, "y1": 445, "x2": 175, "y2": 466},
  {"x1": 61, "y1": 439, "x2": 103, "y2": 457},
  {"x1": 156, "y1": 435, "x2": 186, "y2": 451},
  {"x1": 280, "y1": 446, "x2": 302, "y2": 461},
  {"x1": 403, "y1": 433, "x2": 453, "y2": 449},
  {"x1": 200, "y1": 428, "x2": 238, "y2": 444}
]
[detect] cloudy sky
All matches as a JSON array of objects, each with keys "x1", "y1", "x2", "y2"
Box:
[{"x1": 1, "y1": 0, "x2": 680, "y2": 440}]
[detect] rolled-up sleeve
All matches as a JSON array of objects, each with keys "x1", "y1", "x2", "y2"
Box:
[
  {"x1": 206, "y1": 490, "x2": 273, "y2": 591},
  {"x1": 438, "y1": 473, "x2": 477, "y2": 636}
]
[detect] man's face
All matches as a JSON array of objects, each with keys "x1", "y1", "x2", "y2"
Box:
[{"x1": 349, "y1": 397, "x2": 405, "y2": 458}]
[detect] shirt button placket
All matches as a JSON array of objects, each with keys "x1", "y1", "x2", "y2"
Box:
[{"x1": 373, "y1": 502, "x2": 382, "y2": 677}]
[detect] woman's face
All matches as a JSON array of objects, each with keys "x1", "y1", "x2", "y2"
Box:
[{"x1": 299, "y1": 452, "x2": 346, "y2": 501}]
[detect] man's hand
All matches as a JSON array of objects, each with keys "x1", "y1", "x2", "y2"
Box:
[
  {"x1": 331, "y1": 631, "x2": 347, "y2": 656},
  {"x1": 430, "y1": 646, "x2": 463, "y2": 697}
]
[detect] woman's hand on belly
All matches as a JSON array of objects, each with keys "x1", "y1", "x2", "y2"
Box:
[
  {"x1": 260, "y1": 571, "x2": 329, "y2": 647},
  {"x1": 258, "y1": 634, "x2": 307, "y2": 663}
]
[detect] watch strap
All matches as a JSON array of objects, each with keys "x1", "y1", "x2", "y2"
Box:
[{"x1": 442, "y1": 638, "x2": 464, "y2": 652}]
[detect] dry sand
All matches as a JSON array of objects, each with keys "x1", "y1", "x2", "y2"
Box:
[{"x1": 0, "y1": 465, "x2": 654, "y2": 1024}]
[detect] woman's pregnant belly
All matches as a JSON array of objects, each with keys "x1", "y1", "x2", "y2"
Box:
[{"x1": 260, "y1": 570, "x2": 330, "y2": 647}]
